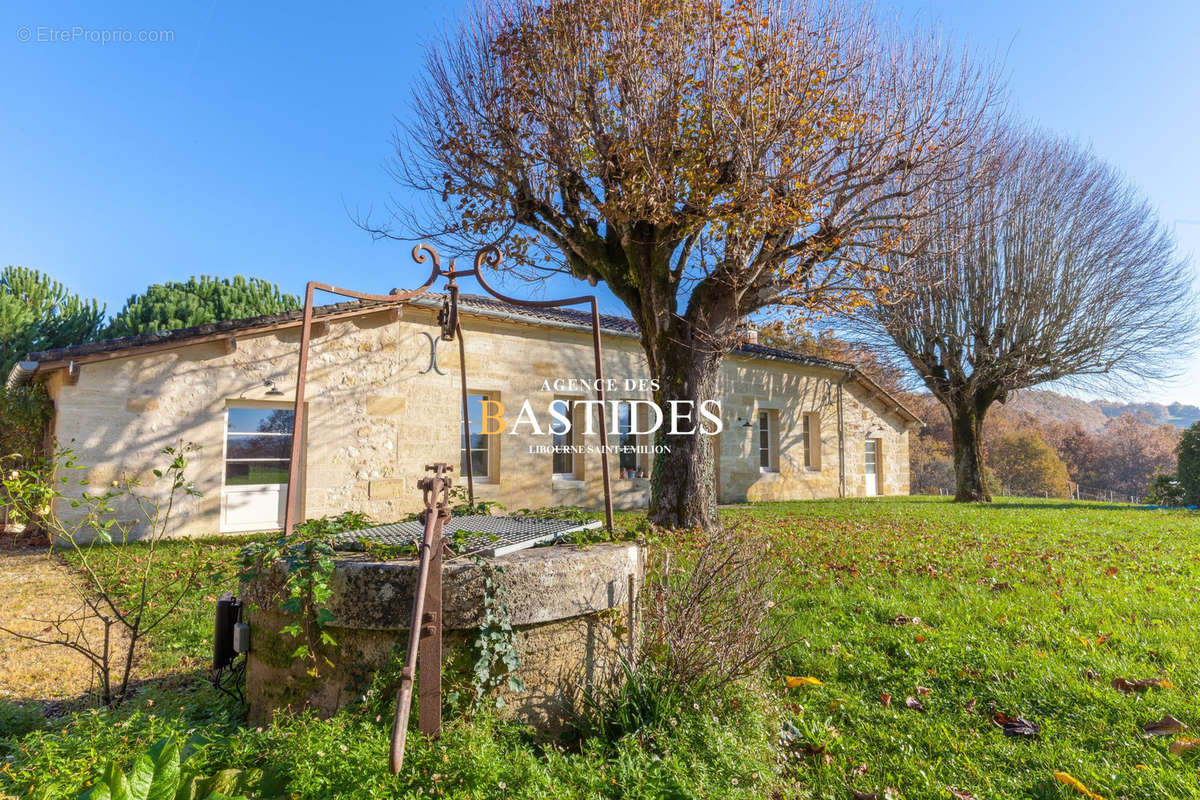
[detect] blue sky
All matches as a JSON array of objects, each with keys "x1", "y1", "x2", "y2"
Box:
[{"x1": 3, "y1": 1, "x2": 1198, "y2": 405}]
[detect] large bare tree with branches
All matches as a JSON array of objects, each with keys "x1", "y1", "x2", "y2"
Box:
[
  {"x1": 381, "y1": 0, "x2": 1001, "y2": 529},
  {"x1": 853, "y1": 129, "x2": 1197, "y2": 502}
]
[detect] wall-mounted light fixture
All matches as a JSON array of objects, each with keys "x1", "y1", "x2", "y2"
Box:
[
  {"x1": 263, "y1": 379, "x2": 284, "y2": 397},
  {"x1": 736, "y1": 415, "x2": 754, "y2": 428}
]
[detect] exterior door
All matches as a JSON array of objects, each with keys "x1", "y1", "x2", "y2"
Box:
[
  {"x1": 864, "y1": 438, "x2": 879, "y2": 496},
  {"x1": 221, "y1": 404, "x2": 295, "y2": 532}
]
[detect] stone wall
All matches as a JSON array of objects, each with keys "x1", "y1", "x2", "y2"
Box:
[
  {"x1": 241, "y1": 542, "x2": 643, "y2": 736},
  {"x1": 44, "y1": 304, "x2": 914, "y2": 537}
]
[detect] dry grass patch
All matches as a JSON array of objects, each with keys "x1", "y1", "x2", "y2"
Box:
[{"x1": 0, "y1": 548, "x2": 136, "y2": 703}]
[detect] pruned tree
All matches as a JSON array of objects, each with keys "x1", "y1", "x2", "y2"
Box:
[
  {"x1": 853, "y1": 129, "x2": 1197, "y2": 501},
  {"x1": 105, "y1": 275, "x2": 300, "y2": 338},
  {"x1": 378, "y1": 0, "x2": 1001, "y2": 528}
]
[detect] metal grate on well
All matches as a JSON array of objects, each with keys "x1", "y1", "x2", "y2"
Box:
[{"x1": 328, "y1": 515, "x2": 602, "y2": 558}]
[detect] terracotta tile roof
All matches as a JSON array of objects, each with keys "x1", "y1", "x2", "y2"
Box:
[
  {"x1": 23, "y1": 293, "x2": 850, "y2": 371},
  {"x1": 16, "y1": 292, "x2": 919, "y2": 423}
]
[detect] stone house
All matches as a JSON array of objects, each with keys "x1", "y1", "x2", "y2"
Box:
[{"x1": 5, "y1": 295, "x2": 919, "y2": 537}]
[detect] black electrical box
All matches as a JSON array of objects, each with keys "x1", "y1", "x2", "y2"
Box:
[{"x1": 213, "y1": 592, "x2": 243, "y2": 669}]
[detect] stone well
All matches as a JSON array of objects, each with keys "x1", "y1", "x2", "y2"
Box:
[{"x1": 242, "y1": 542, "x2": 643, "y2": 735}]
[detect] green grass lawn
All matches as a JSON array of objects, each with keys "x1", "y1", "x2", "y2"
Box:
[
  {"x1": 4, "y1": 497, "x2": 1200, "y2": 799},
  {"x1": 740, "y1": 497, "x2": 1200, "y2": 799}
]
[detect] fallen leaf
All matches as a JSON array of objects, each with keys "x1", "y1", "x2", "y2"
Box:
[
  {"x1": 784, "y1": 676, "x2": 824, "y2": 688},
  {"x1": 1134, "y1": 764, "x2": 1150, "y2": 771},
  {"x1": 905, "y1": 696, "x2": 926, "y2": 712},
  {"x1": 914, "y1": 633, "x2": 927, "y2": 643},
  {"x1": 1105, "y1": 566, "x2": 1118, "y2": 577},
  {"x1": 991, "y1": 581, "x2": 1013, "y2": 592},
  {"x1": 948, "y1": 788, "x2": 975, "y2": 800},
  {"x1": 1053, "y1": 770, "x2": 1105, "y2": 800},
  {"x1": 829, "y1": 698, "x2": 848, "y2": 712},
  {"x1": 1169, "y1": 737, "x2": 1200, "y2": 755},
  {"x1": 992, "y1": 713, "x2": 1040, "y2": 738},
  {"x1": 889, "y1": 614, "x2": 921, "y2": 626},
  {"x1": 1112, "y1": 677, "x2": 1174, "y2": 693},
  {"x1": 915, "y1": 685, "x2": 932, "y2": 696},
  {"x1": 880, "y1": 692, "x2": 892, "y2": 708},
  {"x1": 1144, "y1": 714, "x2": 1188, "y2": 737},
  {"x1": 964, "y1": 697, "x2": 977, "y2": 712},
  {"x1": 851, "y1": 789, "x2": 899, "y2": 800}
]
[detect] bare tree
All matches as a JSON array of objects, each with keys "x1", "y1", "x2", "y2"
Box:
[
  {"x1": 852, "y1": 129, "x2": 1197, "y2": 501},
  {"x1": 377, "y1": 0, "x2": 1001, "y2": 529}
]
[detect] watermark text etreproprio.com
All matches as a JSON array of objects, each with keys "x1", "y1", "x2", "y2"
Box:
[{"x1": 16, "y1": 26, "x2": 175, "y2": 44}]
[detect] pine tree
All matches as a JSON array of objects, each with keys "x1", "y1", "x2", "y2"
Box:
[
  {"x1": 0, "y1": 266, "x2": 106, "y2": 376},
  {"x1": 105, "y1": 275, "x2": 301, "y2": 338}
]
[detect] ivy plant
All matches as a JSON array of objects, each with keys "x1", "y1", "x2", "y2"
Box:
[{"x1": 239, "y1": 511, "x2": 371, "y2": 676}]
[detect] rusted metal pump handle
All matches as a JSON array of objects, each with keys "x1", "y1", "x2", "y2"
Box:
[{"x1": 389, "y1": 463, "x2": 451, "y2": 774}]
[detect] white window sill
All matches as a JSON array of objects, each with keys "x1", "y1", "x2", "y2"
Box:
[{"x1": 552, "y1": 478, "x2": 586, "y2": 490}]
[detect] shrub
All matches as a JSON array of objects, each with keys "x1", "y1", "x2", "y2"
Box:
[
  {"x1": 1145, "y1": 473, "x2": 1186, "y2": 506},
  {"x1": 642, "y1": 525, "x2": 788, "y2": 695}
]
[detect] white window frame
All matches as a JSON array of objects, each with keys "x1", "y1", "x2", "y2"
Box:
[
  {"x1": 551, "y1": 397, "x2": 579, "y2": 480},
  {"x1": 223, "y1": 405, "x2": 295, "y2": 488},
  {"x1": 803, "y1": 412, "x2": 822, "y2": 470},
  {"x1": 461, "y1": 392, "x2": 494, "y2": 482},
  {"x1": 758, "y1": 409, "x2": 779, "y2": 473}
]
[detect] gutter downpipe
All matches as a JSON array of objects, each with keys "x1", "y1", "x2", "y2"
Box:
[{"x1": 836, "y1": 372, "x2": 849, "y2": 499}]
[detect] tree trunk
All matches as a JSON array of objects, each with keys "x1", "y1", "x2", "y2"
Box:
[
  {"x1": 949, "y1": 400, "x2": 990, "y2": 502},
  {"x1": 647, "y1": 337, "x2": 722, "y2": 530}
]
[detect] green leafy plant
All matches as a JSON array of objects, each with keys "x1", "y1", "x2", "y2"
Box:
[
  {"x1": 1145, "y1": 472, "x2": 1186, "y2": 506},
  {"x1": 469, "y1": 556, "x2": 524, "y2": 706},
  {"x1": 578, "y1": 655, "x2": 685, "y2": 742},
  {"x1": 78, "y1": 736, "x2": 286, "y2": 800},
  {"x1": 239, "y1": 511, "x2": 371, "y2": 675},
  {"x1": 0, "y1": 701, "x2": 45, "y2": 752},
  {"x1": 0, "y1": 443, "x2": 210, "y2": 707}
]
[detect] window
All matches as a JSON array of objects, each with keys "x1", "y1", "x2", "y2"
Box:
[
  {"x1": 614, "y1": 401, "x2": 648, "y2": 478},
  {"x1": 758, "y1": 410, "x2": 778, "y2": 472},
  {"x1": 461, "y1": 393, "x2": 493, "y2": 481},
  {"x1": 225, "y1": 406, "x2": 294, "y2": 486},
  {"x1": 551, "y1": 398, "x2": 578, "y2": 478},
  {"x1": 803, "y1": 412, "x2": 822, "y2": 470}
]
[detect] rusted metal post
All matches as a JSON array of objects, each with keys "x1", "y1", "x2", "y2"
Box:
[
  {"x1": 390, "y1": 463, "x2": 451, "y2": 774},
  {"x1": 455, "y1": 322, "x2": 474, "y2": 506},
  {"x1": 283, "y1": 282, "x2": 317, "y2": 535},
  {"x1": 417, "y1": 537, "x2": 443, "y2": 737},
  {"x1": 591, "y1": 304, "x2": 614, "y2": 531}
]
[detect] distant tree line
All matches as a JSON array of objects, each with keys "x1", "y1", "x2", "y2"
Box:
[{"x1": 906, "y1": 393, "x2": 1182, "y2": 503}]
